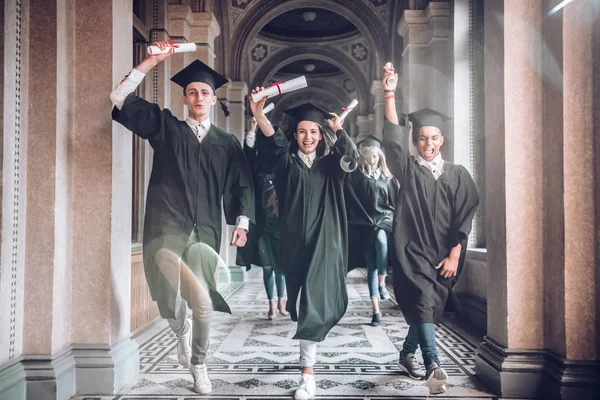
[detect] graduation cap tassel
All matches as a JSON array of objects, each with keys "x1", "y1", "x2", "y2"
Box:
[{"x1": 219, "y1": 100, "x2": 230, "y2": 118}]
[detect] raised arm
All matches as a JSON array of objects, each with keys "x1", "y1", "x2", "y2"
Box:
[
  {"x1": 325, "y1": 113, "x2": 358, "y2": 178},
  {"x1": 110, "y1": 41, "x2": 176, "y2": 142},
  {"x1": 380, "y1": 70, "x2": 411, "y2": 183},
  {"x1": 248, "y1": 87, "x2": 275, "y2": 137}
]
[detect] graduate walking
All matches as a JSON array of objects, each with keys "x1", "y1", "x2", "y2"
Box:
[
  {"x1": 380, "y1": 68, "x2": 479, "y2": 394},
  {"x1": 345, "y1": 138, "x2": 399, "y2": 326},
  {"x1": 238, "y1": 116, "x2": 289, "y2": 320},
  {"x1": 110, "y1": 41, "x2": 254, "y2": 395},
  {"x1": 249, "y1": 93, "x2": 357, "y2": 400}
]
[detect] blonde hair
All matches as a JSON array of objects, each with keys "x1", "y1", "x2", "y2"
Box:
[{"x1": 359, "y1": 146, "x2": 392, "y2": 178}]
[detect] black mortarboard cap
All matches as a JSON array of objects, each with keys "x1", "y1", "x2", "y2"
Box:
[
  {"x1": 284, "y1": 102, "x2": 333, "y2": 126},
  {"x1": 171, "y1": 59, "x2": 228, "y2": 92},
  {"x1": 408, "y1": 108, "x2": 452, "y2": 138},
  {"x1": 357, "y1": 134, "x2": 383, "y2": 149}
]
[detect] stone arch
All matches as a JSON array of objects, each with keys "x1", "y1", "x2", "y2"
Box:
[
  {"x1": 229, "y1": 0, "x2": 387, "y2": 81},
  {"x1": 250, "y1": 46, "x2": 370, "y2": 114}
]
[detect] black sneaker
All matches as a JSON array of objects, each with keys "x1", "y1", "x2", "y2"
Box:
[{"x1": 371, "y1": 312, "x2": 381, "y2": 326}]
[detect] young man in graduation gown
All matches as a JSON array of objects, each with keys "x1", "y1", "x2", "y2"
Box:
[
  {"x1": 110, "y1": 41, "x2": 254, "y2": 395},
  {"x1": 249, "y1": 92, "x2": 357, "y2": 400},
  {"x1": 380, "y1": 69, "x2": 479, "y2": 394}
]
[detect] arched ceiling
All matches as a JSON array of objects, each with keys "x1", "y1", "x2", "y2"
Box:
[
  {"x1": 261, "y1": 8, "x2": 359, "y2": 40},
  {"x1": 277, "y1": 59, "x2": 342, "y2": 76}
]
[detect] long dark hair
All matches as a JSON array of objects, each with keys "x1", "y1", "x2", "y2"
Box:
[{"x1": 287, "y1": 123, "x2": 329, "y2": 157}]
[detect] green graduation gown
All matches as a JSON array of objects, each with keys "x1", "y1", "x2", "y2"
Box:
[
  {"x1": 112, "y1": 94, "x2": 255, "y2": 319},
  {"x1": 258, "y1": 127, "x2": 358, "y2": 342},
  {"x1": 382, "y1": 117, "x2": 479, "y2": 324}
]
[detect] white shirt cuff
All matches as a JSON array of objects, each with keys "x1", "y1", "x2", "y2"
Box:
[
  {"x1": 109, "y1": 68, "x2": 147, "y2": 110},
  {"x1": 236, "y1": 216, "x2": 250, "y2": 231},
  {"x1": 245, "y1": 131, "x2": 256, "y2": 148}
]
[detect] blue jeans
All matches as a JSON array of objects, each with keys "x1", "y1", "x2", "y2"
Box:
[
  {"x1": 263, "y1": 266, "x2": 285, "y2": 299},
  {"x1": 400, "y1": 323, "x2": 439, "y2": 366},
  {"x1": 364, "y1": 229, "x2": 388, "y2": 298}
]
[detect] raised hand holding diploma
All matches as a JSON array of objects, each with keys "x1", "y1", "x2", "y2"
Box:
[
  {"x1": 147, "y1": 42, "x2": 197, "y2": 55},
  {"x1": 251, "y1": 76, "x2": 308, "y2": 102},
  {"x1": 339, "y1": 99, "x2": 358, "y2": 123},
  {"x1": 248, "y1": 87, "x2": 275, "y2": 137}
]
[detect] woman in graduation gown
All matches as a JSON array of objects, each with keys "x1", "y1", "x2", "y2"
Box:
[
  {"x1": 238, "y1": 116, "x2": 289, "y2": 319},
  {"x1": 380, "y1": 69, "x2": 479, "y2": 394},
  {"x1": 345, "y1": 138, "x2": 399, "y2": 327},
  {"x1": 249, "y1": 92, "x2": 358, "y2": 400}
]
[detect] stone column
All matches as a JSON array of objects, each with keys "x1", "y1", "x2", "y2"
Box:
[
  {"x1": 540, "y1": 1, "x2": 600, "y2": 398},
  {"x1": 397, "y1": 2, "x2": 450, "y2": 114},
  {"x1": 355, "y1": 115, "x2": 372, "y2": 139},
  {"x1": 69, "y1": 0, "x2": 139, "y2": 394},
  {"x1": 0, "y1": 2, "x2": 28, "y2": 396},
  {"x1": 475, "y1": 1, "x2": 546, "y2": 397}
]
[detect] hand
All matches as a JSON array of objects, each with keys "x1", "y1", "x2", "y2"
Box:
[
  {"x1": 382, "y1": 70, "x2": 398, "y2": 92},
  {"x1": 248, "y1": 117, "x2": 257, "y2": 132},
  {"x1": 148, "y1": 41, "x2": 175, "y2": 64},
  {"x1": 325, "y1": 112, "x2": 343, "y2": 132},
  {"x1": 230, "y1": 228, "x2": 247, "y2": 247},
  {"x1": 248, "y1": 87, "x2": 268, "y2": 117},
  {"x1": 435, "y1": 256, "x2": 459, "y2": 278}
]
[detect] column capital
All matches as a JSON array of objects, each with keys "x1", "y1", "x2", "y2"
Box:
[
  {"x1": 189, "y1": 12, "x2": 220, "y2": 49},
  {"x1": 227, "y1": 81, "x2": 248, "y2": 99},
  {"x1": 398, "y1": 2, "x2": 450, "y2": 50}
]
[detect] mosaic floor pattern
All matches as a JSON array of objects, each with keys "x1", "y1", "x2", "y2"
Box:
[{"x1": 71, "y1": 268, "x2": 495, "y2": 399}]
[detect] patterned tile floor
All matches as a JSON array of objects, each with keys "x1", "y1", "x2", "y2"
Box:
[{"x1": 71, "y1": 268, "x2": 496, "y2": 400}]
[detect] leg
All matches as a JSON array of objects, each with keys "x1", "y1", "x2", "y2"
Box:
[
  {"x1": 374, "y1": 230, "x2": 391, "y2": 300},
  {"x1": 275, "y1": 271, "x2": 289, "y2": 316},
  {"x1": 295, "y1": 340, "x2": 317, "y2": 400},
  {"x1": 180, "y1": 245, "x2": 215, "y2": 395},
  {"x1": 414, "y1": 323, "x2": 447, "y2": 394},
  {"x1": 154, "y1": 248, "x2": 192, "y2": 367},
  {"x1": 398, "y1": 325, "x2": 424, "y2": 379},
  {"x1": 364, "y1": 247, "x2": 381, "y2": 326},
  {"x1": 263, "y1": 266, "x2": 277, "y2": 319}
]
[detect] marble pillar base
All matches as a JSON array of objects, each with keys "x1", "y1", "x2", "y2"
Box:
[
  {"x1": 475, "y1": 335, "x2": 545, "y2": 398},
  {"x1": 72, "y1": 335, "x2": 139, "y2": 394},
  {"x1": 542, "y1": 351, "x2": 600, "y2": 400},
  {"x1": 0, "y1": 359, "x2": 26, "y2": 400},
  {"x1": 0, "y1": 347, "x2": 76, "y2": 400}
]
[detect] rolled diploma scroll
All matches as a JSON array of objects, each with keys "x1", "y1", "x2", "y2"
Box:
[
  {"x1": 262, "y1": 102, "x2": 275, "y2": 115},
  {"x1": 384, "y1": 62, "x2": 396, "y2": 87},
  {"x1": 147, "y1": 42, "x2": 197, "y2": 55},
  {"x1": 339, "y1": 99, "x2": 359, "y2": 121},
  {"x1": 251, "y1": 76, "x2": 307, "y2": 102}
]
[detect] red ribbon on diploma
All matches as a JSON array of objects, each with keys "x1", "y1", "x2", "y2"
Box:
[
  {"x1": 168, "y1": 38, "x2": 180, "y2": 49},
  {"x1": 268, "y1": 81, "x2": 283, "y2": 94}
]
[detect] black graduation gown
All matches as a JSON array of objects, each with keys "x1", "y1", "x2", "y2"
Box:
[
  {"x1": 345, "y1": 169, "x2": 400, "y2": 271},
  {"x1": 236, "y1": 137, "x2": 281, "y2": 272},
  {"x1": 382, "y1": 117, "x2": 479, "y2": 324},
  {"x1": 258, "y1": 127, "x2": 358, "y2": 342},
  {"x1": 112, "y1": 94, "x2": 254, "y2": 319}
]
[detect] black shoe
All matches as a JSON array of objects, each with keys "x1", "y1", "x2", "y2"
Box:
[{"x1": 370, "y1": 312, "x2": 381, "y2": 326}]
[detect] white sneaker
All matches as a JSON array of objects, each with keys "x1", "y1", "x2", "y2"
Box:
[
  {"x1": 294, "y1": 373, "x2": 316, "y2": 400},
  {"x1": 175, "y1": 323, "x2": 191, "y2": 367},
  {"x1": 190, "y1": 364, "x2": 212, "y2": 394},
  {"x1": 425, "y1": 363, "x2": 448, "y2": 394}
]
